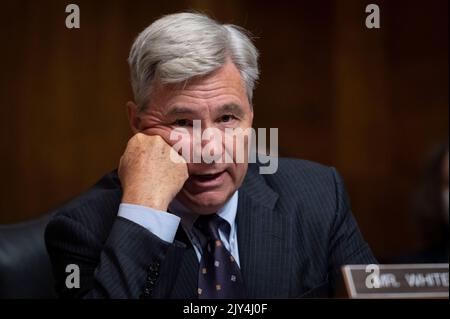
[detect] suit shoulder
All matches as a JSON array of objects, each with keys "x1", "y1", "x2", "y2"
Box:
[
  {"x1": 262, "y1": 157, "x2": 336, "y2": 186},
  {"x1": 48, "y1": 170, "x2": 122, "y2": 227},
  {"x1": 255, "y1": 157, "x2": 342, "y2": 209},
  {"x1": 276, "y1": 157, "x2": 332, "y2": 174}
]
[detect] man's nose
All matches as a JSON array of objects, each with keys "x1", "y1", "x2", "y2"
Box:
[{"x1": 195, "y1": 123, "x2": 225, "y2": 163}]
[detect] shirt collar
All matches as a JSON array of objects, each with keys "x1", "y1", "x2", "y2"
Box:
[{"x1": 168, "y1": 191, "x2": 239, "y2": 233}]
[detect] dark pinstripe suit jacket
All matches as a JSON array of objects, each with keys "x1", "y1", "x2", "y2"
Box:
[{"x1": 45, "y1": 158, "x2": 376, "y2": 299}]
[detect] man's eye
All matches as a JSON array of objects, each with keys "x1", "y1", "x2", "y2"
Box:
[
  {"x1": 220, "y1": 114, "x2": 237, "y2": 123},
  {"x1": 172, "y1": 119, "x2": 192, "y2": 127}
]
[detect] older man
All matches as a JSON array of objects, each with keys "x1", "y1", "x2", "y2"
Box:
[{"x1": 45, "y1": 12, "x2": 376, "y2": 299}]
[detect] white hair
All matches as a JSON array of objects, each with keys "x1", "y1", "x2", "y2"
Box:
[{"x1": 128, "y1": 12, "x2": 259, "y2": 111}]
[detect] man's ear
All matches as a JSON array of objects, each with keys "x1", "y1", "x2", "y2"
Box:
[{"x1": 126, "y1": 101, "x2": 140, "y2": 134}]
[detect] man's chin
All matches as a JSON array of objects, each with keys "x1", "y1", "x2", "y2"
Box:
[{"x1": 176, "y1": 190, "x2": 230, "y2": 214}]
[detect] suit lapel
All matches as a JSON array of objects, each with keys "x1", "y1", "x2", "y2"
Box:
[
  {"x1": 237, "y1": 166, "x2": 292, "y2": 298},
  {"x1": 169, "y1": 227, "x2": 199, "y2": 298}
]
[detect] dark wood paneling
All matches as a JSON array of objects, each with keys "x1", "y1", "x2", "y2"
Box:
[{"x1": 0, "y1": 0, "x2": 447, "y2": 260}]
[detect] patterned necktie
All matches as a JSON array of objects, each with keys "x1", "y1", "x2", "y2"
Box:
[{"x1": 194, "y1": 214, "x2": 247, "y2": 299}]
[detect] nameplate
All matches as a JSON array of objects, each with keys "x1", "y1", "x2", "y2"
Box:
[{"x1": 342, "y1": 264, "x2": 449, "y2": 299}]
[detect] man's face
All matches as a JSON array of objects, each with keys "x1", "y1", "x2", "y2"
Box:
[{"x1": 128, "y1": 60, "x2": 254, "y2": 214}]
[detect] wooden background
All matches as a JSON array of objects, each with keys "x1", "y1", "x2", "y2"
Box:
[{"x1": 0, "y1": 0, "x2": 448, "y2": 261}]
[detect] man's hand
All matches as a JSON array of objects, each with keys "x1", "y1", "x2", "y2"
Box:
[{"x1": 118, "y1": 133, "x2": 189, "y2": 211}]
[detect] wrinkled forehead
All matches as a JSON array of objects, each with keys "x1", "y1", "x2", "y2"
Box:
[{"x1": 147, "y1": 60, "x2": 250, "y2": 113}]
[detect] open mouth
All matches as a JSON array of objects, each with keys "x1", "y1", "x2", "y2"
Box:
[
  {"x1": 189, "y1": 171, "x2": 226, "y2": 188},
  {"x1": 194, "y1": 172, "x2": 223, "y2": 181}
]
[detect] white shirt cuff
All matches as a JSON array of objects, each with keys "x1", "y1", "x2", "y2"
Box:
[{"x1": 118, "y1": 203, "x2": 181, "y2": 243}]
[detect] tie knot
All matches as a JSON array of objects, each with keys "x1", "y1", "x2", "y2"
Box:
[{"x1": 194, "y1": 214, "x2": 230, "y2": 243}]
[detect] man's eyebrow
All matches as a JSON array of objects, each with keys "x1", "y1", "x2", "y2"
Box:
[
  {"x1": 164, "y1": 106, "x2": 198, "y2": 117},
  {"x1": 165, "y1": 103, "x2": 246, "y2": 118},
  {"x1": 216, "y1": 103, "x2": 245, "y2": 117}
]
